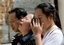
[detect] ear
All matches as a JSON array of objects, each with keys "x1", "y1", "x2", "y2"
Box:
[
  {"x1": 50, "y1": 13, "x2": 53, "y2": 19},
  {"x1": 48, "y1": 13, "x2": 53, "y2": 21}
]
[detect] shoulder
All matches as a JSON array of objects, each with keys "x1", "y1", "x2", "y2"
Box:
[
  {"x1": 22, "y1": 34, "x2": 35, "y2": 45},
  {"x1": 43, "y1": 28, "x2": 63, "y2": 45},
  {"x1": 50, "y1": 28, "x2": 63, "y2": 38},
  {"x1": 48, "y1": 28, "x2": 63, "y2": 41}
]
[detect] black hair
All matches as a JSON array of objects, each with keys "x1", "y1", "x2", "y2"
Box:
[
  {"x1": 8, "y1": 8, "x2": 27, "y2": 19},
  {"x1": 35, "y1": 3, "x2": 55, "y2": 17},
  {"x1": 35, "y1": 3, "x2": 62, "y2": 29}
]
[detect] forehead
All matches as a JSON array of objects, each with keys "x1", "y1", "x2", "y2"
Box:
[
  {"x1": 35, "y1": 8, "x2": 43, "y2": 14},
  {"x1": 34, "y1": 8, "x2": 48, "y2": 19},
  {"x1": 24, "y1": 14, "x2": 34, "y2": 20},
  {"x1": 24, "y1": 15, "x2": 31, "y2": 19},
  {"x1": 34, "y1": 8, "x2": 43, "y2": 18},
  {"x1": 8, "y1": 13, "x2": 17, "y2": 21}
]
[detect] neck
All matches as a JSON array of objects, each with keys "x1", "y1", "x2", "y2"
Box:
[
  {"x1": 46, "y1": 21, "x2": 55, "y2": 31},
  {"x1": 18, "y1": 32, "x2": 22, "y2": 36}
]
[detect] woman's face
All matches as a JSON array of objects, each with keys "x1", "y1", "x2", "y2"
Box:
[
  {"x1": 34, "y1": 8, "x2": 51, "y2": 30},
  {"x1": 8, "y1": 13, "x2": 19, "y2": 32}
]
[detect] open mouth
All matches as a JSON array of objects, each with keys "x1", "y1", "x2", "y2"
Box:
[{"x1": 12, "y1": 27, "x2": 14, "y2": 30}]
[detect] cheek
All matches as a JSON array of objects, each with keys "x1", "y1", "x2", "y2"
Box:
[
  {"x1": 18, "y1": 24, "x2": 26, "y2": 31},
  {"x1": 13, "y1": 23, "x2": 18, "y2": 28},
  {"x1": 34, "y1": 15, "x2": 38, "y2": 18},
  {"x1": 15, "y1": 26, "x2": 18, "y2": 30},
  {"x1": 18, "y1": 25, "x2": 21, "y2": 30},
  {"x1": 41, "y1": 17, "x2": 48, "y2": 23},
  {"x1": 23, "y1": 20, "x2": 30, "y2": 25},
  {"x1": 34, "y1": 13, "x2": 38, "y2": 18},
  {"x1": 16, "y1": 23, "x2": 19, "y2": 27},
  {"x1": 40, "y1": 18, "x2": 48, "y2": 27},
  {"x1": 9, "y1": 23, "x2": 13, "y2": 28},
  {"x1": 14, "y1": 26, "x2": 18, "y2": 31},
  {"x1": 13, "y1": 23, "x2": 16, "y2": 26},
  {"x1": 23, "y1": 23, "x2": 29, "y2": 27}
]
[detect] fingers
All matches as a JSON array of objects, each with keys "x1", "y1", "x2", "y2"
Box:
[
  {"x1": 30, "y1": 18, "x2": 41, "y2": 27},
  {"x1": 35, "y1": 19, "x2": 37, "y2": 26},
  {"x1": 33, "y1": 19, "x2": 35, "y2": 26},
  {"x1": 37, "y1": 19, "x2": 40, "y2": 26},
  {"x1": 30, "y1": 19, "x2": 35, "y2": 28}
]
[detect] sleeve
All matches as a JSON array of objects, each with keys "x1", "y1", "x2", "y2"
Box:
[
  {"x1": 11, "y1": 36, "x2": 18, "y2": 45},
  {"x1": 11, "y1": 34, "x2": 19, "y2": 45},
  {"x1": 43, "y1": 33, "x2": 63, "y2": 45}
]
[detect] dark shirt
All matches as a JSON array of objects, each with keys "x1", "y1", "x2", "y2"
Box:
[
  {"x1": 11, "y1": 31, "x2": 36, "y2": 45},
  {"x1": 11, "y1": 33, "x2": 22, "y2": 45}
]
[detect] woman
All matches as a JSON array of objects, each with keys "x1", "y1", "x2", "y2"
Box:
[{"x1": 31, "y1": 3, "x2": 63, "y2": 45}]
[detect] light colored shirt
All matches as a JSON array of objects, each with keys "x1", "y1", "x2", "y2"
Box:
[{"x1": 42, "y1": 25, "x2": 63, "y2": 45}]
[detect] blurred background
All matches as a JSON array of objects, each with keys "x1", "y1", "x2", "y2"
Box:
[{"x1": 0, "y1": 0, "x2": 64, "y2": 45}]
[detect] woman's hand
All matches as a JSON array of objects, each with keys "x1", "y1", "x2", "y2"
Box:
[{"x1": 30, "y1": 18, "x2": 43, "y2": 37}]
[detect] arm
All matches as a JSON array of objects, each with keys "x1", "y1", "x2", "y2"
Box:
[{"x1": 35, "y1": 34, "x2": 42, "y2": 45}]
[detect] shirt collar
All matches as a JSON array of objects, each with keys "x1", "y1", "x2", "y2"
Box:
[{"x1": 21, "y1": 31, "x2": 33, "y2": 42}]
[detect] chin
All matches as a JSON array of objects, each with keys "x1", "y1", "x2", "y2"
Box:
[{"x1": 13, "y1": 30, "x2": 18, "y2": 32}]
